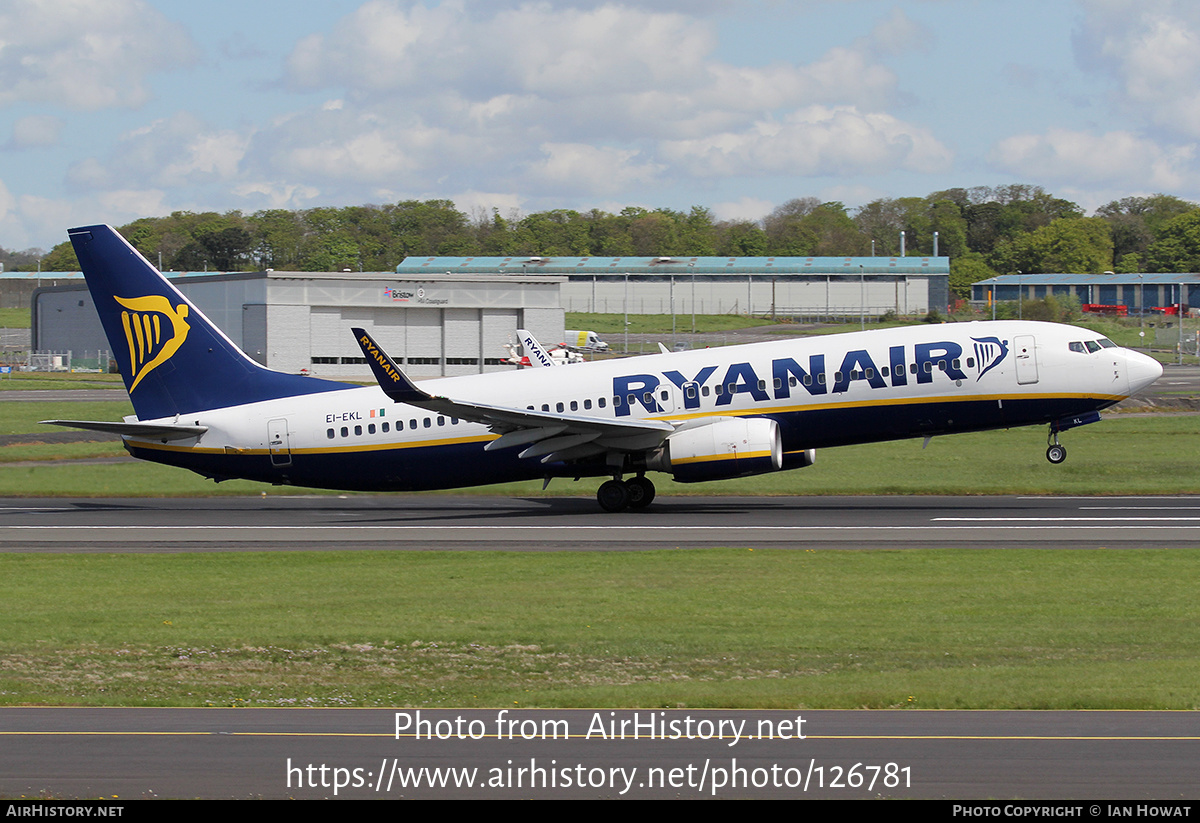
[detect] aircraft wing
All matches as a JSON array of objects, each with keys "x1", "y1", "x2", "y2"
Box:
[
  {"x1": 352, "y1": 328, "x2": 672, "y2": 463},
  {"x1": 41, "y1": 420, "x2": 208, "y2": 441}
]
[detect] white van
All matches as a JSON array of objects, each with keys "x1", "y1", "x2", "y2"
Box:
[{"x1": 564, "y1": 330, "x2": 610, "y2": 351}]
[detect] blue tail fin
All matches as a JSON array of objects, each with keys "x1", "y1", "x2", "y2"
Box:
[{"x1": 68, "y1": 225, "x2": 350, "y2": 420}]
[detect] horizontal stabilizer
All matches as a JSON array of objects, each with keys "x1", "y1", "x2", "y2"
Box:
[{"x1": 41, "y1": 419, "x2": 208, "y2": 441}]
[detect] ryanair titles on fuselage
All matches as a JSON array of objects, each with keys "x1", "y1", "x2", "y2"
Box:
[{"x1": 612, "y1": 336, "x2": 1010, "y2": 416}]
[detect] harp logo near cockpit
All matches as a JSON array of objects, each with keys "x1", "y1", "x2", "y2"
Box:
[
  {"x1": 970, "y1": 336, "x2": 1010, "y2": 380},
  {"x1": 114, "y1": 295, "x2": 191, "y2": 392}
]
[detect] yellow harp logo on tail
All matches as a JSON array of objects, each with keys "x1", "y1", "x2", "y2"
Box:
[{"x1": 114, "y1": 295, "x2": 191, "y2": 392}]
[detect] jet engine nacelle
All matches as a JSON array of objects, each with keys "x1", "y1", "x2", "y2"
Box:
[{"x1": 653, "y1": 417, "x2": 786, "y2": 483}]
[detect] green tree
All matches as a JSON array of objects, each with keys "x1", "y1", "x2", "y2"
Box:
[
  {"x1": 992, "y1": 218, "x2": 1112, "y2": 274},
  {"x1": 948, "y1": 254, "x2": 998, "y2": 299},
  {"x1": 1145, "y1": 209, "x2": 1200, "y2": 272}
]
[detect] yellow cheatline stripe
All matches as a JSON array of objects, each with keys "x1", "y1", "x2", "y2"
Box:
[
  {"x1": 130, "y1": 433, "x2": 497, "y2": 456},
  {"x1": 123, "y1": 390, "x2": 1127, "y2": 457},
  {"x1": 672, "y1": 450, "x2": 773, "y2": 465},
  {"x1": 655, "y1": 391, "x2": 1127, "y2": 422}
]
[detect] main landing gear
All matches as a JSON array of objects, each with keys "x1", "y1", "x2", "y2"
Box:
[
  {"x1": 597, "y1": 474, "x2": 656, "y2": 512},
  {"x1": 1046, "y1": 429, "x2": 1066, "y2": 464}
]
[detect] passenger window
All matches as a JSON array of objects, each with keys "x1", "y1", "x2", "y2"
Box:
[
  {"x1": 802, "y1": 375, "x2": 811, "y2": 386},
  {"x1": 326, "y1": 428, "x2": 335, "y2": 439},
  {"x1": 437, "y1": 416, "x2": 444, "y2": 426},
  {"x1": 409, "y1": 419, "x2": 417, "y2": 430},
  {"x1": 354, "y1": 425, "x2": 362, "y2": 436},
  {"x1": 818, "y1": 373, "x2": 826, "y2": 384},
  {"x1": 583, "y1": 399, "x2": 592, "y2": 410},
  {"x1": 598, "y1": 398, "x2": 606, "y2": 409},
  {"x1": 368, "y1": 423, "x2": 376, "y2": 434},
  {"x1": 382, "y1": 422, "x2": 390, "y2": 432},
  {"x1": 570, "y1": 401, "x2": 578, "y2": 411},
  {"x1": 423, "y1": 418, "x2": 431, "y2": 428},
  {"x1": 341, "y1": 427, "x2": 348, "y2": 437},
  {"x1": 556, "y1": 402, "x2": 564, "y2": 412}
]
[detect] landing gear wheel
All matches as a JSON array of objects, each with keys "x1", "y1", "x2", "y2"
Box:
[
  {"x1": 1046, "y1": 444, "x2": 1066, "y2": 464},
  {"x1": 597, "y1": 479, "x2": 630, "y2": 512},
  {"x1": 625, "y1": 476, "x2": 656, "y2": 509}
]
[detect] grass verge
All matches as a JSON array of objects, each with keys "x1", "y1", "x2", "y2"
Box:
[
  {"x1": 2, "y1": 412, "x2": 1197, "y2": 496},
  {"x1": 1, "y1": 548, "x2": 1198, "y2": 709}
]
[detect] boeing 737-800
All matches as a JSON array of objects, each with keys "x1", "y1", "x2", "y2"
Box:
[{"x1": 45, "y1": 225, "x2": 1163, "y2": 512}]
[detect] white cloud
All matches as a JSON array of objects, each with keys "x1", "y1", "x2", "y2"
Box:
[
  {"x1": 229, "y1": 181, "x2": 321, "y2": 210},
  {"x1": 991, "y1": 127, "x2": 1197, "y2": 190},
  {"x1": 711, "y1": 197, "x2": 774, "y2": 224},
  {"x1": 8, "y1": 115, "x2": 65, "y2": 149},
  {"x1": 526, "y1": 143, "x2": 664, "y2": 195},
  {"x1": 0, "y1": 0, "x2": 198, "y2": 110},
  {"x1": 1076, "y1": 0, "x2": 1200, "y2": 138},
  {"x1": 662, "y1": 106, "x2": 953, "y2": 178},
  {"x1": 67, "y1": 113, "x2": 249, "y2": 190}
]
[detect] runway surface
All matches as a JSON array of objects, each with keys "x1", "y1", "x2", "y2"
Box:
[
  {"x1": 3, "y1": 494, "x2": 1200, "y2": 551},
  {"x1": 3, "y1": 494, "x2": 1199, "y2": 800},
  {"x1": 5, "y1": 707, "x2": 1200, "y2": 799}
]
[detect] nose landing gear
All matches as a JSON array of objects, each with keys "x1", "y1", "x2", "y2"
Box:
[{"x1": 1046, "y1": 437, "x2": 1066, "y2": 464}]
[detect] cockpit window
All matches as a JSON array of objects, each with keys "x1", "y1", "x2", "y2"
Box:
[
  {"x1": 1069, "y1": 342, "x2": 1085, "y2": 353},
  {"x1": 1084, "y1": 340, "x2": 1101, "y2": 353},
  {"x1": 1097, "y1": 338, "x2": 1117, "y2": 348}
]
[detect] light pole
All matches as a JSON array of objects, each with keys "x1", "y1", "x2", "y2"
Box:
[
  {"x1": 623, "y1": 271, "x2": 629, "y2": 354},
  {"x1": 690, "y1": 262, "x2": 695, "y2": 334},
  {"x1": 860, "y1": 265, "x2": 865, "y2": 330},
  {"x1": 1139, "y1": 272, "x2": 1145, "y2": 350}
]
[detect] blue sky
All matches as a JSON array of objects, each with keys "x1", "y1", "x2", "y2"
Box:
[{"x1": 2, "y1": 0, "x2": 1198, "y2": 252}]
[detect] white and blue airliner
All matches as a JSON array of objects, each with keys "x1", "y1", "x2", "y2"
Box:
[{"x1": 45, "y1": 225, "x2": 1163, "y2": 512}]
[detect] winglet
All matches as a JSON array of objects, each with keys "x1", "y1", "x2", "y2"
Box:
[{"x1": 351, "y1": 327, "x2": 428, "y2": 403}]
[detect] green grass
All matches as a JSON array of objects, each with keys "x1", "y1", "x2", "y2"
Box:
[
  {"x1": 2, "y1": 411, "x2": 1198, "y2": 496},
  {"x1": 0, "y1": 307, "x2": 30, "y2": 328},
  {"x1": 1, "y1": 548, "x2": 1198, "y2": 708},
  {"x1": 0, "y1": 400, "x2": 132, "y2": 435},
  {"x1": 0, "y1": 372, "x2": 124, "y2": 391}
]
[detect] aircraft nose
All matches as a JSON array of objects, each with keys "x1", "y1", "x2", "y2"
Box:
[{"x1": 1124, "y1": 349, "x2": 1163, "y2": 394}]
